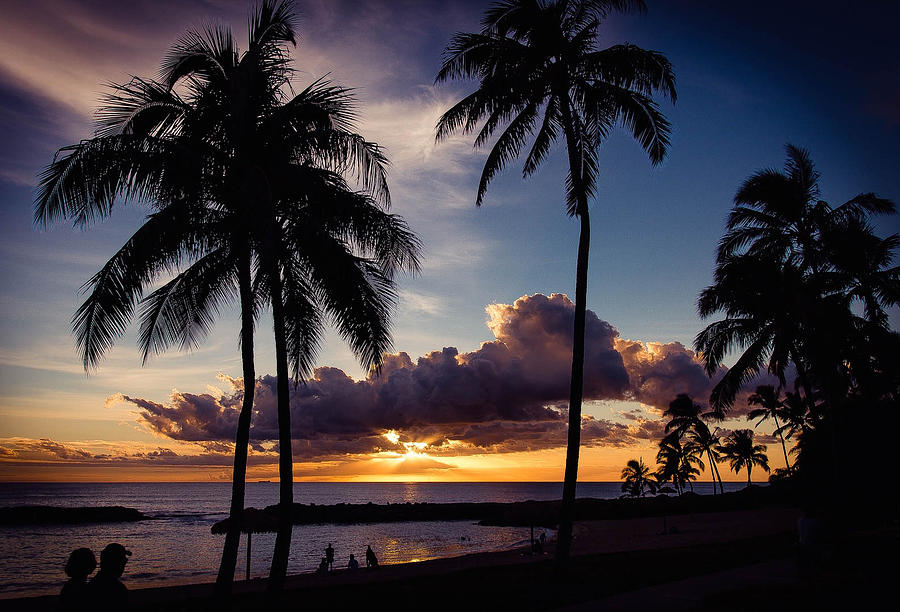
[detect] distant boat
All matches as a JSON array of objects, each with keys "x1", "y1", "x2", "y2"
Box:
[{"x1": 257, "y1": 480, "x2": 272, "y2": 483}]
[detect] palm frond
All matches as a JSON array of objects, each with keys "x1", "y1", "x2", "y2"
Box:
[{"x1": 138, "y1": 248, "x2": 237, "y2": 363}]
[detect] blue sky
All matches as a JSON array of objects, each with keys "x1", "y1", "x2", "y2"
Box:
[{"x1": 0, "y1": 0, "x2": 897, "y2": 480}]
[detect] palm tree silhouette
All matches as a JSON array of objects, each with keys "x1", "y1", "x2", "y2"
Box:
[
  {"x1": 747, "y1": 385, "x2": 792, "y2": 474},
  {"x1": 434, "y1": 0, "x2": 675, "y2": 568},
  {"x1": 656, "y1": 436, "x2": 700, "y2": 495},
  {"x1": 620, "y1": 458, "x2": 654, "y2": 497},
  {"x1": 716, "y1": 429, "x2": 770, "y2": 487},
  {"x1": 662, "y1": 394, "x2": 723, "y2": 493},
  {"x1": 696, "y1": 145, "x2": 896, "y2": 415},
  {"x1": 35, "y1": 0, "x2": 419, "y2": 594},
  {"x1": 686, "y1": 420, "x2": 724, "y2": 494}
]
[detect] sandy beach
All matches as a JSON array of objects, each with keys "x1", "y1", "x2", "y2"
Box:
[{"x1": 4, "y1": 506, "x2": 804, "y2": 610}]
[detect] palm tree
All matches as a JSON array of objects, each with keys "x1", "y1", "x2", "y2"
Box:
[
  {"x1": 695, "y1": 254, "x2": 817, "y2": 412},
  {"x1": 661, "y1": 394, "x2": 722, "y2": 494},
  {"x1": 716, "y1": 429, "x2": 770, "y2": 487},
  {"x1": 621, "y1": 458, "x2": 654, "y2": 497},
  {"x1": 35, "y1": 40, "x2": 261, "y2": 600},
  {"x1": 656, "y1": 437, "x2": 700, "y2": 495},
  {"x1": 35, "y1": 0, "x2": 419, "y2": 594},
  {"x1": 747, "y1": 385, "x2": 792, "y2": 473},
  {"x1": 685, "y1": 421, "x2": 724, "y2": 494},
  {"x1": 663, "y1": 394, "x2": 704, "y2": 438},
  {"x1": 698, "y1": 145, "x2": 897, "y2": 414},
  {"x1": 435, "y1": 0, "x2": 675, "y2": 567},
  {"x1": 717, "y1": 144, "x2": 894, "y2": 275},
  {"x1": 157, "y1": 3, "x2": 419, "y2": 590}
]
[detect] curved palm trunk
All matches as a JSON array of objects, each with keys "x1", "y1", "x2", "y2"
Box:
[
  {"x1": 705, "y1": 449, "x2": 718, "y2": 494},
  {"x1": 773, "y1": 414, "x2": 792, "y2": 473},
  {"x1": 713, "y1": 457, "x2": 725, "y2": 494},
  {"x1": 554, "y1": 98, "x2": 591, "y2": 572},
  {"x1": 215, "y1": 251, "x2": 255, "y2": 595},
  {"x1": 266, "y1": 243, "x2": 294, "y2": 592}
]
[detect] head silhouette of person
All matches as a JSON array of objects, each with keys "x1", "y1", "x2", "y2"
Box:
[
  {"x1": 98, "y1": 543, "x2": 131, "y2": 579},
  {"x1": 65, "y1": 548, "x2": 97, "y2": 581}
]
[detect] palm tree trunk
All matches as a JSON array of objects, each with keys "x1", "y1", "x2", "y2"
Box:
[
  {"x1": 713, "y1": 459, "x2": 725, "y2": 494},
  {"x1": 554, "y1": 97, "x2": 591, "y2": 573},
  {"x1": 706, "y1": 449, "x2": 717, "y2": 494},
  {"x1": 773, "y1": 414, "x2": 792, "y2": 473},
  {"x1": 267, "y1": 245, "x2": 293, "y2": 592},
  {"x1": 747, "y1": 465, "x2": 752, "y2": 487},
  {"x1": 215, "y1": 251, "x2": 255, "y2": 596}
]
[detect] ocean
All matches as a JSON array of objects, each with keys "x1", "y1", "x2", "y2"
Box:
[{"x1": 0, "y1": 481, "x2": 747, "y2": 598}]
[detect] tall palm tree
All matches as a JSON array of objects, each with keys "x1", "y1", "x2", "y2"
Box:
[
  {"x1": 621, "y1": 458, "x2": 654, "y2": 497},
  {"x1": 716, "y1": 429, "x2": 769, "y2": 487},
  {"x1": 685, "y1": 420, "x2": 724, "y2": 494},
  {"x1": 747, "y1": 385, "x2": 792, "y2": 473},
  {"x1": 34, "y1": 39, "x2": 261, "y2": 599},
  {"x1": 158, "y1": 3, "x2": 419, "y2": 590},
  {"x1": 435, "y1": 0, "x2": 675, "y2": 567},
  {"x1": 35, "y1": 0, "x2": 419, "y2": 594}
]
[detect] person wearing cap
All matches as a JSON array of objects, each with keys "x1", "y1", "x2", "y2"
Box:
[{"x1": 88, "y1": 543, "x2": 131, "y2": 610}]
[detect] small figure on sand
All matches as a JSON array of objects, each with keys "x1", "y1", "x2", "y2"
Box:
[
  {"x1": 316, "y1": 557, "x2": 329, "y2": 575},
  {"x1": 60, "y1": 547, "x2": 96, "y2": 611},
  {"x1": 365, "y1": 544, "x2": 378, "y2": 568},
  {"x1": 88, "y1": 543, "x2": 131, "y2": 610},
  {"x1": 325, "y1": 542, "x2": 334, "y2": 571},
  {"x1": 347, "y1": 554, "x2": 359, "y2": 571}
]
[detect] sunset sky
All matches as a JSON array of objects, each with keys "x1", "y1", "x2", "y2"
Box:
[{"x1": 0, "y1": 0, "x2": 897, "y2": 482}]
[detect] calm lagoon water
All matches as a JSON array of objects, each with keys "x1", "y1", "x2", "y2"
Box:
[{"x1": 0, "y1": 481, "x2": 746, "y2": 598}]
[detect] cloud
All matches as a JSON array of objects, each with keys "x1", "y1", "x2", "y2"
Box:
[
  {"x1": 615, "y1": 339, "x2": 722, "y2": 413},
  {"x1": 114, "y1": 293, "x2": 713, "y2": 461},
  {"x1": 0, "y1": 437, "x2": 267, "y2": 468},
  {"x1": 1, "y1": 293, "x2": 794, "y2": 470}
]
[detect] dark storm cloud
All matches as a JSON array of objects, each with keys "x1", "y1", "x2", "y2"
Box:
[
  {"x1": 118, "y1": 294, "x2": 700, "y2": 458},
  {"x1": 115, "y1": 293, "x2": 792, "y2": 460}
]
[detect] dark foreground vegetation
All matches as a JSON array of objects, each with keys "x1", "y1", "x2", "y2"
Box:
[{"x1": 0, "y1": 505, "x2": 148, "y2": 525}]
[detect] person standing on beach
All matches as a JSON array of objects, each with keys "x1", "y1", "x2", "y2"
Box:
[
  {"x1": 88, "y1": 543, "x2": 130, "y2": 610},
  {"x1": 60, "y1": 547, "x2": 96, "y2": 611},
  {"x1": 365, "y1": 545, "x2": 378, "y2": 568},
  {"x1": 325, "y1": 543, "x2": 335, "y2": 571}
]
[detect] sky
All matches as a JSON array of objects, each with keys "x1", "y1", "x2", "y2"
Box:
[{"x1": 0, "y1": 0, "x2": 897, "y2": 483}]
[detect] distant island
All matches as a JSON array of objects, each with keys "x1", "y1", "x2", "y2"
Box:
[{"x1": 0, "y1": 505, "x2": 149, "y2": 525}]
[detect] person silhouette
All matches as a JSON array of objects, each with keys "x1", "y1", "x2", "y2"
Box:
[
  {"x1": 325, "y1": 543, "x2": 334, "y2": 571},
  {"x1": 60, "y1": 547, "x2": 96, "y2": 611},
  {"x1": 347, "y1": 553, "x2": 359, "y2": 571},
  {"x1": 365, "y1": 544, "x2": 378, "y2": 568},
  {"x1": 316, "y1": 556, "x2": 329, "y2": 575},
  {"x1": 88, "y1": 543, "x2": 131, "y2": 610}
]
